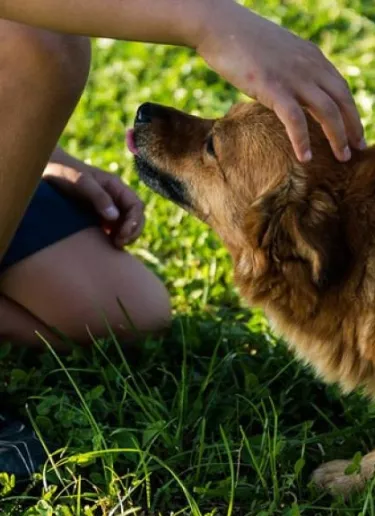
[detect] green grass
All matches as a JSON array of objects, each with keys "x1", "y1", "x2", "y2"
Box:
[{"x1": 2, "y1": 0, "x2": 375, "y2": 514}]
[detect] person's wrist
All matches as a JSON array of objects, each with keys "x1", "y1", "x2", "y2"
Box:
[
  {"x1": 183, "y1": 0, "x2": 234, "y2": 49},
  {"x1": 194, "y1": 0, "x2": 254, "y2": 54}
]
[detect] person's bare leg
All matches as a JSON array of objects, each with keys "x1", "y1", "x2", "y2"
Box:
[
  {"x1": 0, "y1": 228, "x2": 171, "y2": 348},
  {"x1": 0, "y1": 20, "x2": 91, "y2": 260}
]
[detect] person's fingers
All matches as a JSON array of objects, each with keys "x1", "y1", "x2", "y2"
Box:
[
  {"x1": 98, "y1": 175, "x2": 145, "y2": 246},
  {"x1": 75, "y1": 174, "x2": 120, "y2": 221},
  {"x1": 302, "y1": 50, "x2": 364, "y2": 152},
  {"x1": 321, "y1": 74, "x2": 366, "y2": 150},
  {"x1": 302, "y1": 86, "x2": 350, "y2": 162},
  {"x1": 103, "y1": 178, "x2": 145, "y2": 224},
  {"x1": 114, "y1": 215, "x2": 145, "y2": 248},
  {"x1": 113, "y1": 194, "x2": 145, "y2": 248},
  {"x1": 270, "y1": 94, "x2": 311, "y2": 162}
]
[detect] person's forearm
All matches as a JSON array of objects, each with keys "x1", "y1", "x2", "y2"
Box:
[
  {"x1": 44, "y1": 146, "x2": 89, "y2": 183},
  {"x1": 48, "y1": 146, "x2": 78, "y2": 169},
  {"x1": 0, "y1": 0, "x2": 228, "y2": 48}
]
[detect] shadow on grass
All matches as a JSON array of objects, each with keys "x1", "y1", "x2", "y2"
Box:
[{"x1": 0, "y1": 308, "x2": 374, "y2": 514}]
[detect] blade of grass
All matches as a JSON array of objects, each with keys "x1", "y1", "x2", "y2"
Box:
[{"x1": 220, "y1": 425, "x2": 235, "y2": 516}]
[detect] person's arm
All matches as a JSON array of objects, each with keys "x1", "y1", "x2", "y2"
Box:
[
  {"x1": 1, "y1": 0, "x2": 364, "y2": 163},
  {"x1": 44, "y1": 146, "x2": 145, "y2": 248},
  {"x1": 0, "y1": 0, "x2": 210, "y2": 46}
]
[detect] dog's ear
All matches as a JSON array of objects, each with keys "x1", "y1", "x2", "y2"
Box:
[{"x1": 245, "y1": 170, "x2": 351, "y2": 290}]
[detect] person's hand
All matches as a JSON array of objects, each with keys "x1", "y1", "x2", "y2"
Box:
[
  {"x1": 43, "y1": 151, "x2": 145, "y2": 248},
  {"x1": 196, "y1": 1, "x2": 365, "y2": 163}
]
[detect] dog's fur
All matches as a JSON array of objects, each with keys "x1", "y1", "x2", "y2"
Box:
[{"x1": 130, "y1": 101, "x2": 375, "y2": 494}]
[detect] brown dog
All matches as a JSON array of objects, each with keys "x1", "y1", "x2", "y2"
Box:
[{"x1": 127, "y1": 101, "x2": 375, "y2": 495}]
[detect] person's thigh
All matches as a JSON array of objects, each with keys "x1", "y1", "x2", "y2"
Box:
[
  {"x1": 0, "y1": 20, "x2": 90, "y2": 259},
  {"x1": 0, "y1": 228, "x2": 171, "y2": 345}
]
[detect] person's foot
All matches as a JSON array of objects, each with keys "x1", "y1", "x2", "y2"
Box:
[{"x1": 0, "y1": 413, "x2": 51, "y2": 478}]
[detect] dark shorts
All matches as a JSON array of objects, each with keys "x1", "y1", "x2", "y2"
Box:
[{"x1": 0, "y1": 180, "x2": 100, "y2": 273}]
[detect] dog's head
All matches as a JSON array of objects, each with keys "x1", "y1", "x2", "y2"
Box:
[
  {"x1": 127, "y1": 103, "x2": 289, "y2": 234},
  {"x1": 128, "y1": 102, "x2": 371, "y2": 301}
]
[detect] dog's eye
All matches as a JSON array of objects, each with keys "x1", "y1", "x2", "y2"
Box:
[{"x1": 206, "y1": 135, "x2": 216, "y2": 157}]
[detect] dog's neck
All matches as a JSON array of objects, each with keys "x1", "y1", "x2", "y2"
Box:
[{"x1": 228, "y1": 148, "x2": 375, "y2": 320}]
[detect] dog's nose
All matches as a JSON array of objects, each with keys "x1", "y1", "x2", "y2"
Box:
[
  {"x1": 135, "y1": 103, "x2": 169, "y2": 124},
  {"x1": 136, "y1": 103, "x2": 153, "y2": 124}
]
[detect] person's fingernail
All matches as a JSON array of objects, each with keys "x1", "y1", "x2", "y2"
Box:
[
  {"x1": 358, "y1": 137, "x2": 367, "y2": 150},
  {"x1": 103, "y1": 206, "x2": 119, "y2": 220},
  {"x1": 301, "y1": 150, "x2": 312, "y2": 163},
  {"x1": 342, "y1": 146, "x2": 351, "y2": 161}
]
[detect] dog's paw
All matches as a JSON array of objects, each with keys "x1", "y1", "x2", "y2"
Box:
[
  {"x1": 312, "y1": 459, "x2": 364, "y2": 496},
  {"x1": 312, "y1": 451, "x2": 375, "y2": 497}
]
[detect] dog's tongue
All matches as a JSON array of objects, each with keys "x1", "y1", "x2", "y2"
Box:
[{"x1": 126, "y1": 129, "x2": 139, "y2": 155}]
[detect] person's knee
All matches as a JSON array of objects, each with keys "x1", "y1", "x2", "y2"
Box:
[
  {"x1": 97, "y1": 249, "x2": 173, "y2": 338},
  {"x1": 72, "y1": 274, "x2": 172, "y2": 344},
  {"x1": 134, "y1": 278, "x2": 172, "y2": 335},
  {"x1": 0, "y1": 20, "x2": 91, "y2": 106}
]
